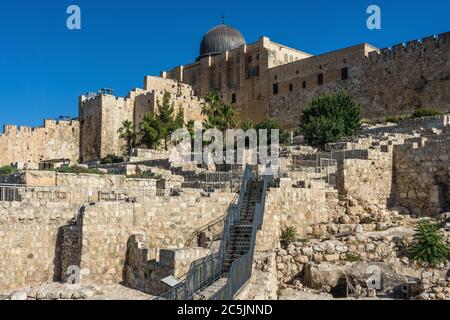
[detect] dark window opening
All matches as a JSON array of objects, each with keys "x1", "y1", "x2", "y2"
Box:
[
  {"x1": 318, "y1": 74, "x2": 324, "y2": 85},
  {"x1": 274, "y1": 75, "x2": 278, "y2": 80},
  {"x1": 289, "y1": 84, "x2": 293, "y2": 92},
  {"x1": 231, "y1": 93, "x2": 237, "y2": 104},
  {"x1": 256, "y1": 54, "x2": 260, "y2": 61},
  {"x1": 273, "y1": 83, "x2": 279, "y2": 95},
  {"x1": 247, "y1": 56, "x2": 253, "y2": 63},
  {"x1": 302, "y1": 81, "x2": 306, "y2": 89},
  {"x1": 296, "y1": 70, "x2": 299, "y2": 74},
  {"x1": 341, "y1": 67, "x2": 349, "y2": 80}
]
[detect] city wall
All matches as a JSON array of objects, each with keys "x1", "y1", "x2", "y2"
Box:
[{"x1": 0, "y1": 120, "x2": 79, "y2": 167}]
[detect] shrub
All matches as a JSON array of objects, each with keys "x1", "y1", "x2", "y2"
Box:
[
  {"x1": 345, "y1": 253, "x2": 362, "y2": 262},
  {"x1": 411, "y1": 107, "x2": 443, "y2": 119},
  {"x1": 128, "y1": 172, "x2": 162, "y2": 180},
  {"x1": 0, "y1": 166, "x2": 17, "y2": 175},
  {"x1": 299, "y1": 92, "x2": 361, "y2": 149},
  {"x1": 100, "y1": 154, "x2": 124, "y2": 164},
  {"x1": 281, "y1": 226, "x2": 298, "y2": 246},
  {"x1": 385, "y1": 115, "x2": 408, "y2": 123},
  {"x1": 56, "y1": 165, "x2": 102, "y2": 175},
  {"x1": 410, "y1": 220, "x2": 449, "y2": 267}
]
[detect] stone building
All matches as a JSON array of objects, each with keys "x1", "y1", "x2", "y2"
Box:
[
  {"x1": 163, "y1": 24, "x2": 450, "y2": 129},
  {"x1": 1, "y1": 24, "x2": 449, "y2": 164},
  {"x1": 79, "y1": 78, "x2": 204, "y2": 162}
]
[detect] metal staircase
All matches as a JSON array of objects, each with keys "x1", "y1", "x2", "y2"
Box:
[{"x1": 158, "y1": 165, "x2": 270, "y2": 300}]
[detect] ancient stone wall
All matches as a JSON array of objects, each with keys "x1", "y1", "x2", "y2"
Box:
[
  {"x1": 394, "y1": 136, "x2": 450, "y2": 216},
  {"x1": 123, "y1": 233, "x2": 209, "y2": 295},
  {"x1": 336, "y1": 149, "x2": 394, "y2": 208},
  {"x1": 79, "y1": 78, "x2": 203, "y2": 162},
  {"x1": 164, "y1": 32, "x2": 449, "y2": 129},
  {"x1": 0, "y1": 201, "x2": 80, "y2": 291},
  {"x1": 256, "y1": 178, "x2": 337, "y2": 251},
  {"x1": 62, "y1": 191, "x2": 235, "y2": 286},
  {"x1": 0, "y1": 120, "x2": 79, "y2": 167}
]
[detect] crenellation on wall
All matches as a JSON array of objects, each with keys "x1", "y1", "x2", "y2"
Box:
[{"x1": 0, "y1": 120, "x2": 79, "y2": 167}]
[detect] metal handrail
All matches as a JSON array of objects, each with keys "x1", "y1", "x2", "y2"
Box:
[
  {"x1": 210, "y1": 170, "x2": 270, "y2": 300},
  {"x1": 157, "y1": 165, "x2": 257, "y2": 300}
]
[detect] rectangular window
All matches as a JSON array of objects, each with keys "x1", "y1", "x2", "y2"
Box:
[
  {"x1": 318, "y1": 74, "x2": 324, "y2": 86},
  {"x1": 273, "y1": 83, "x2": 279, "y2": 95},
  {"x1": 302, "y1": 81, "x2": 306, "y2": 89},
  {"x1": 231, "y1": 93, "x2": 237, "y2": 104},
  {"x1": 341, "y1": 67, "x2": 349, "y2": 80},
  {"x1": 289, "y1": 84, "x2": 293, "y2": 92}
]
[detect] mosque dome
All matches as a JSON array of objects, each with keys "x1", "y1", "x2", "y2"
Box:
[{"x1": 198, "y1": 24, "x2": 246, "y2": 60}]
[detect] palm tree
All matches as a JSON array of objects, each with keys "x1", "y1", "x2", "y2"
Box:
[
  {"x1": 201, "y1": 91, "x2": 221, "y2": 117},
  {"x1": 220, "y1": 104, "x2": 237, "y2": 130},
  {"x1": 117, "y1": 120, "x2": 137, "y2": 156}
]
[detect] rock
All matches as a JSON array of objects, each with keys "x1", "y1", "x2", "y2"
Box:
[
  {"x1": 71, "y1": 291, "x2": 81, "y2": 300},
  {"x1": 293, "y1": 254, "x2": 309, "y2": 264},
  {"x1": 10, "y1": 291, "x2": 28, "y2": 300},
  {"x1": 336, "y1": 245, "x2": 349, "y2": 253},
  {"x1": 277, "y1": 263, "x2": 285, "y2": 271},
  {"x1": 367, "y1": 288, "x2": 377, "y2": 298},
  {"x1": 79, "y1": 289, "x2": 94, "y2": 299},
  {"x1": 355, "y1": 224, "x2": 364, "y2": 234},
  {"x1": 301, "y1": 247, "x2": 314, "y2": 256},
  {"x1": 436, "y1": 293, "x2": 446, "y2": 300},
  {"x1": 46, "y1": 291, "x2": 61, "y2": 300},
  {"x1": 313, "y1": 253, "x2": 323, "y2": 263},
  {"x1": 324, "y1": 254, "x2": 340, "y2": 262},
  {"x1": 339, "y1": 215, "x2": 351, "y2": 224}
]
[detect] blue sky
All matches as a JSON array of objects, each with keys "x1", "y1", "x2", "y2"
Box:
[{"x1": 0, "y1": 0, "x2": 449, "y2": 129}]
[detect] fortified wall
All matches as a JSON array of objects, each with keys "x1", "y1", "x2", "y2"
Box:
[
  {"x1": 0, "y1": 120, "x2": 79, "y2": 167},
  {"x1": 164, "y1": 31, "x2": 450, "y2": 128}
]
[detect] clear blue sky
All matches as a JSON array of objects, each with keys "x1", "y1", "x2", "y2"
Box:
[{"x1": 0, "y1": 0, "x2": 449, "y2": 129}]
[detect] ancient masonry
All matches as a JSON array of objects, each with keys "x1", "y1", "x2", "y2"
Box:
[
  {"x1": 0, "y1": 115, "x2": 449, "y2": 300},
  {"x1": 0, "y1": 120, "x2": 79, "y2": 167},
  {"x1": 1, "y1": 25, "x2": 449, "y2": 165},
  {"x1": 0, "y1": 25, "x2": 449, "y2": 300}
]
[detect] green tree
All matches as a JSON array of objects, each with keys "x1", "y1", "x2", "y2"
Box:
[
  {"x1": 140, "y1": 91, "x2": 184, "y2": 150},
  {"x1": 299, "y1": 92, "x2": 362, "y2": 149},
  {"x1": 410, "y1": 220, "x2": 449, "y2": 267},
  {"x1": 117, "y1": 120, "x2": 137, "y2": 156}
]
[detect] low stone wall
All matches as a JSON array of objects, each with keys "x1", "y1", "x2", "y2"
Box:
[
  {"x1": 61, "y1": 191, "x2": 235, "y2": 287},
  {"x1": 336, "y1": 149, "x2": 394, "y2": 208},
  {"x1": 394, "y1": 136, "x2": 450, "y2": 216},
  {"x1": 123, "y1": 233, "x2": 209, "y2": 295},
  {"x1": 257, "y1": 178, "x2": 337, "y2": 251},
  {"x1": 0, "y1": 201, "x2": 80, "y2": 291}
]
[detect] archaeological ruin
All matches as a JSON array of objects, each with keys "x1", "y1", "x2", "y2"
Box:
[{"x1": 0, "y1": 24, "x2": 449, "y2": 301}]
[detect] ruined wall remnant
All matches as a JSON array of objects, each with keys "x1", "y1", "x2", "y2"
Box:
[
  {"x1": 0, "y1": 202, "x2": 80, "y2": 291},
  {"x1": 336, "y1": 149, "x2": 394, "y2": 208},
  {"x1": 394, "y1": 136, "x2": 450, "y2": 216}
]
